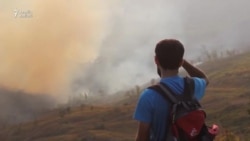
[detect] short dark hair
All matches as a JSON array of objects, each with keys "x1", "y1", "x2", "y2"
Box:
[{"x1": 155, "y1": 39, "x2": 184, "y2": 70}]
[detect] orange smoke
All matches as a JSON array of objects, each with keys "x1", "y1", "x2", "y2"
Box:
[{"x1": 0, "y1": 0, "x2": 107, "y2": 96}]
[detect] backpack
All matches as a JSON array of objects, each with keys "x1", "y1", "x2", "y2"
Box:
[{"x1": 148, "y1": 77, "x2": 218, "y2": 141}]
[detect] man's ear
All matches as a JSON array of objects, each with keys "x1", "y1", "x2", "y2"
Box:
[
  {"x1": 155, "y1": 56, "x2": 161, "y2": 77},
  {"x1": 154, "y1": 56, "x2": 159, "y2": 65}
]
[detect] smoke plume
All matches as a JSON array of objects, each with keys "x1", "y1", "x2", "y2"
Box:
[
  {"x1": 73, "y1": 0, "x2": 250, "y2": 96},
  {"x1": 1, "y1": 0, "x2": 250, "y2": 102},
  {"x1": 0, "y1": 0, "x2": 107, "y2": 100}
]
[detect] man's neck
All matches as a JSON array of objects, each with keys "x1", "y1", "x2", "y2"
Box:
[{"x1": 160, "y1": 69, "x2": 179, "y2": 78}]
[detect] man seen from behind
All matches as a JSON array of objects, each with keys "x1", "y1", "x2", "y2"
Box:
[{"x1": 133, "y1": 39, "x2": 209, "y2": 141}]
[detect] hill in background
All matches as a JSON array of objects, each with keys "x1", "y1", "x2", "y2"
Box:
[
  {"x1": 0, "y1": 88, "x2": 55, "y2": 124},
  {"x1": 199, "y1": 51, "x2": 250, "y2": 139},
  {"x1": 0, "y1": 51, "x2": 249, "y2": 141}
]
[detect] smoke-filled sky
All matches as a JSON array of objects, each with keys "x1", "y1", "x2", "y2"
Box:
[
  {"x1": 1, "y1": 0, "x2": 250, "y2": 101},
  {"x1": 0, "y1": 0, "x2": 108, "y2": 99}
]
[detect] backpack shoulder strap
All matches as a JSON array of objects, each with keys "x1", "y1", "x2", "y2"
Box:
[
  {"x1": 148, "y1": 82, "x2": 179, "y2": 104},
  {"x1": 183, "y1": 77, "x2": 202, "y2": 110},
  {"x1": 182, "y1": 77, "x2": 195, "y2": 101},
  {"x1": 148, "y1": 77, "x2": 196, "y2": 104},
  {"x1": 158, "y1": 83, "x2": 179, "y2": 104}
]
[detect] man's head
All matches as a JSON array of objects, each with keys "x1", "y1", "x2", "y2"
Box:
[{"x1": 155, "y1": 39, "x2": 184, "y2": 71}]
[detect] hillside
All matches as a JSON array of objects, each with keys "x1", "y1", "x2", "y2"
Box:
[
  {"x1": 0, "y1": 88, "x2": 54, "y2": 124},
  {"x1": 199, "y1": 51, "x2": 250, "y2": 140},
  {"x1": 0, "y1": 51, "x2": 249, "y2": 141}
]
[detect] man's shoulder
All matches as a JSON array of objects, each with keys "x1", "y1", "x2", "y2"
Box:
[
  {"x1": 191, "y1": 77, "x2": 206, "y2": 87},
  {"x1": 139, "y1": 88, "x2": 158, "y2": 99}
]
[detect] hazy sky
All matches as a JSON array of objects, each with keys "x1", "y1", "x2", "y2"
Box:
[
  {"x1": 0, "y1": 0, "x2": 250, "y2": 100},
  {"x1": 181, "y1": 0, "x2": 250, "y2": 51}
]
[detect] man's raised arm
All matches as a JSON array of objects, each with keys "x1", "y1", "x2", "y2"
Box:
[{"x1": 182, "y1": 59, "x2": 209, "y2": 85}]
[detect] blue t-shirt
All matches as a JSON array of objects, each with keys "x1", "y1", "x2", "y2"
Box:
[{"x1": 133, "y1": 76, "x2": 206, "y2": 141}]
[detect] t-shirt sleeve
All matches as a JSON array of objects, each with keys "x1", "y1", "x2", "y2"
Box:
[
  {"x1": 193, "y1": 77, "x2": 207, "y2": 101},
  {"x1": 133, "y1": 89, "x2": 154, "y2": 123}
]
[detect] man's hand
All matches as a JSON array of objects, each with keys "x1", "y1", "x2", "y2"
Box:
[
  {"x1": 182, "y1": 59, "x2": 209, "y2": 85},
  {"x1": 135, "y1": 122, "x2": 150, "y2": 141}
]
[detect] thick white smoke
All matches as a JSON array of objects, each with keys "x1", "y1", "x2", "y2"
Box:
[{"x1": 74, "y1": 0, "x2": 250, "y2": 96}]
